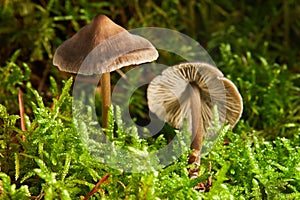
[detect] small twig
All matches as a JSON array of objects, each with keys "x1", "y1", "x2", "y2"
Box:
[
  {"x1": 18, "y1": 89, "x2": 26, "y2": 134},
  {"x1": 117, "y1": 180, "x2": 126, "y2": 190},
  {"x1": 143, "y1": 185, "x2": 150, "y2": 200},
  {"x1": 116, "y1": 69, "x2": 128, "y2": 81},
  {"x1": 83, "y1": 173, "x2": 110, "y2": 200},
  {"x1": 117, "y1": 180, "x2": 128, "y2": 199},
  {"x1": 207, "y1": 161, "x2": 212, "y2": 187},
  {"x1": 50, "y1": 95, "x2": 59, "y2": 110},
  {"x1": 29, "y1": 191, "x2": 45, "y2": 199},
  {"x1": 205, "y1": 161, "x2": 213, "y2": 191},
  {"x1": 194, "y1": 161, "x2": 213, "y2": 192},
  {"x1": 207, "y1": 175, "x2": 212, "y2": 188}
]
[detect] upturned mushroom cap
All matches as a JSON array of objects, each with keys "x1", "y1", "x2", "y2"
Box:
[
  {"x1": 147, "y1": 62, "x2": 243, "y2": 137},
  {"x1": 53, "y1": 15, "x2": 158, "y2": 75}
]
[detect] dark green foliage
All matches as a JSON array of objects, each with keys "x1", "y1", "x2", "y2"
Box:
[
  {"x1": 0, "y1": 173, "x2": 30, "y2": 200},
  {"x1": 201, "y1": 129, "x2": 300, "y2": 199},
  {"x1": 218, "y1": 44, "x2": 300, "y2": 138}
]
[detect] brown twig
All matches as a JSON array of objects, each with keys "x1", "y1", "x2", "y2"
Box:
[
  {"x1": 18, "y1": 89, "x2": 26, "y2": 134},
  {"x1": 194, "y1": 161, "x2": 213, "y2": 192},
  {"x1": 143, "y1": 185, "x2": 150, "y2": 200},
  {"x1": 83, "y1": 173, "x2": 110, "y2": 200},
  {"x1": 50, "y1": 95, "x2": 59, "y2": 110},
  {"x1": 117, "y1": 180, "x2": 126, "y2": 190}
]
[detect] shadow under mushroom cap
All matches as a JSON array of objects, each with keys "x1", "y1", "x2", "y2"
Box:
[{"x1": 147, "y1": 62, "x2": 243, "y2": 137}]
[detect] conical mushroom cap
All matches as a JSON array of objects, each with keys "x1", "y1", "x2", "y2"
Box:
[
  {"x1": 147, "y1": 62, "x2": 243, "y2": 137},
  {"x1": 53, "y1": 15, "x2": 158, "y2": 75}
]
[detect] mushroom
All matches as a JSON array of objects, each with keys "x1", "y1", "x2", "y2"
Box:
[
  {"x1": 53, "y1": 15, "x2": 158, "y2": 129},
  {"x1": 147, "y1": 62, "x2": 243, "y2": 178}
]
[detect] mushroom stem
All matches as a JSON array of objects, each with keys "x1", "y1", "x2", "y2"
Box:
[
  {"x1": 190, "y1": 84, "x2": 203, "y2": 151},
  {"x1": 101, "y1": 72, "x2": 111, "y2": 130},
  {"x1": 188, "y1": 84, "x2": 203, "y2": 177}
]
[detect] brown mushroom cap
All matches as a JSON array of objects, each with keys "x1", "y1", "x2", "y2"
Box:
[
  {"x1": 53, "y1": 15, "x2": 158, "y2": 75},
  {"x1": 147, "y1": 62, "x2": 243, "y2": 137}
]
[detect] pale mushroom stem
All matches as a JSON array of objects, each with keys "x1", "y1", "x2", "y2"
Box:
[
  {"x1": 188, "y1": 84, "x2": 203, "y2": 178},
  {"x1": 101, "y1": 72, "x2": 111, "y2": 132}
]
